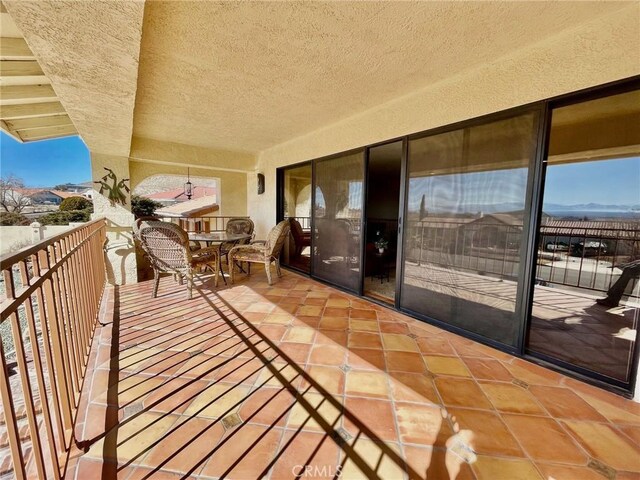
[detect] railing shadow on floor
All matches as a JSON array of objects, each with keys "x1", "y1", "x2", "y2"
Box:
[{"x1": 74, "y1": 276, "x2": 465, "y2": 480}]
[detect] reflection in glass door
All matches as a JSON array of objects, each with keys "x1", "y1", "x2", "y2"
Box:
[
  {"x1": 528, "y1": 90, "x2": 640, "y2": 386},
  {"x1": 400, "y1": 112, "x2": 539, "y2": 346},
  {"x1": 313, "y1": 151, "x2": 365, "y2": 292},
  {"x1": 280, "y1": 163, "x2": 312, "y2": 273}
]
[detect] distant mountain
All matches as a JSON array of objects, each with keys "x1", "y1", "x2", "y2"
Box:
[
  {"x1": 409, "y1": 201, "x2": 640, "y2": 216},
  {"x1": 543, "y1": 203, "x2": 640, "y2": 212}
]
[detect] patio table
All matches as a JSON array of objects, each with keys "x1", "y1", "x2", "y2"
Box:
[{"x1": 189, "y1": 232, "x2": 252, "y2": 284}]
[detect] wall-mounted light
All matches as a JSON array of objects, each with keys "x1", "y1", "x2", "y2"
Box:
[
  {"x1": 184, "y1": 168, "x2": 193, "y2": 200},
  {"x1": 257, "y1": 173, "x2": 265, "y2": 195}
]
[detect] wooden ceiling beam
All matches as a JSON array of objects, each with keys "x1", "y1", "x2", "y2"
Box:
[
  {"x1": 0, "y1": 119, "x2": 22, "y2": 143},
  {"x1": 18, "y1": 124, "x2": 76, "y2": 141},
  {"x1": 4, "y1": 114, "x2": 72, "y2": 131},
  {"x1": 0, "y1": 37, "x2": 33, "y2": 60},
  {"x1": 0, "y1": 59, "x2": 43, "y2": 76},
  {"x1": 1, "y1": 101, "x2": 66, "y2": 119},
  {"x1": 0, "y1": 84, "x2": 57, "y2": 104}
]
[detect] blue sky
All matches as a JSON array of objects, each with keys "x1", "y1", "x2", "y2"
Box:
[
  {"x1": 408, "y1": 156, "x2": 640, "y2": 213},
  {"x1": 0, "y1": 131, "x2": 91, "y2": 187},
  {"x1": 543, "y1": 157, "x2": 640, "y2": 206}
]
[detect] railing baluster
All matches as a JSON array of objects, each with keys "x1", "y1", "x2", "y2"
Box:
[
  {"x1": 7, "y1": 306, "x2": 47, "y2": 479},
  {"x1": 19, "y1": 260, "x2": 61, "y2": 477},
  {"x1": 67, "y1": 234, "x2": 88, "y2": 359},
  {"x1": 57, "y1": 239, "x2": 82, "y2": 398},
  {"x1": 50, "y1": 244, "x2": 80, "y2": 405},
  {"x1": 33, "y1": 255, "x2": 67, "y2": 453},
  {"x1": 39, "y1": 248, "x2": 75, "y2": 435},
  {"x1": 0, "y1": 336, "x2": 26, "y2": 479}
]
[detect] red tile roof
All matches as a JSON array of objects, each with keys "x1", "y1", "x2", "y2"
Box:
[{"x1": 13, "y1": 188, "x2": 81, "y2": 199}]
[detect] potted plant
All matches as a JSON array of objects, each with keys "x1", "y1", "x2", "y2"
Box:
[{"x1": 374, "y1": 237, "x2": 389, "y2": 254}]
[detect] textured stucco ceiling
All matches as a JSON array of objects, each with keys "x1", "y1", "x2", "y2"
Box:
[
  {"x1": 133, "y1": 1, "x2": 631, "y2": 153},
  {"x1": 4, "y1": 0, "x2": 145, "y2": 156}
]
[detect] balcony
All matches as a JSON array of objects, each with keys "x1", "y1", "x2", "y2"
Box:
[
  {"x1": 3, "y1": 219, "x2": 639, "y2": 479},
  {"x1": 62, "y1": 271, "x2": 640, "y2": 480}
]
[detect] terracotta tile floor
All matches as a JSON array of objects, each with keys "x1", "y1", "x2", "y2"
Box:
[{"x1": 66, "y1": 270, "x2": 640, "y2": 479}]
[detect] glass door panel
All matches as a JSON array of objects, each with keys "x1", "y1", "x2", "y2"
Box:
[
  {"x1": 364, "y1": 141, "x2": 403, "y2": 304},
  {"x1": 313, "y1": 151, "x2": 364, "y2": 292},
  {"x1": 280, "y1": 163, "x2": 312, "y2": 273},
  {"x1": 400, "y1": 112, "x2": 539, "y2": 346},
  {"x1": 528, "y1": 89, "x2": 640, "y2": 384}
]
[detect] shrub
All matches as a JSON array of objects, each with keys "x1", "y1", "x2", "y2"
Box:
[
  {"x1": 59, "y1": 196, "x2": 93, "y2": 212},
  {"x1": 38, "y1": 209, "x2": 91, "y2": 226},
  {"x1": 131, "y1": 195, "x2": 163, "y2": 219},
  {"x1": 0, "y1": 211, "x2": 30, "y2": 226}
]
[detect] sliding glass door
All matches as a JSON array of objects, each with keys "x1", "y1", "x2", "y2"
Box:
[
  {"x1": 528, "y1": 89, "x2": 640, "y2": 386},
  {"x1": 275, "y1": 80, "x2": 640, "y2": 394},
  {"x1": 313, "y1": 151, "x2": 365, "y2": 292},
  {"x1": 400, "y1": 112, "x2": 539, "y2": 346}
]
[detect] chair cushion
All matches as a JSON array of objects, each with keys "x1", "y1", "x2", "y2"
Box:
[{"x1": 232, "y1": 249, "x2": 266, "y2": 262}]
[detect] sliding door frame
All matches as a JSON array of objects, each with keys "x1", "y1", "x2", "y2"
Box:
[
  {"x1": 276, "y1": 159, "x2": 314, "y2": 275},
  {"x1": 360, "y1": 138, "x2": 408, "y2": 305},
  {"x1": 522, "y1": 78, "x2": 640, "y2": 394},
  {"x1": 311, "y1": 147, "x2": 366, "y2": 295},
  {"x1": 398, "y1": 103, "x2": 543, "y2": 357},
  {"x1": 275, "y1": 75, "x2": 640, "y2": 397}
]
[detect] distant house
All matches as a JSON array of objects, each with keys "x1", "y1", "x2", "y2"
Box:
[
  {"x1": 14, "y1": 188, "x2": 82, "y2": 205},
  {"x1": 147, "y1": 186, "x2": 217, "y2": 206}
]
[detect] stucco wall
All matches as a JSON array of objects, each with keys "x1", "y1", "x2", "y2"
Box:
[
  {"x1": 129, "y1": 161, "x2": 248, "y2": 217},
  {"x1": 0, "y1": 225, "x2": 73, "y2": 256},
  {"x1": 248, "y1": 5, "x2": 640, "y2": 238},
  {"x1": 129, "y1": 136, "x2": 252, "y2": 216},
  {"x1": 130, "y1": 136, "x2": 256, "y2": 172},
  {"x1": 91, "y1": 153, "x2": 137, "y2": 285}
]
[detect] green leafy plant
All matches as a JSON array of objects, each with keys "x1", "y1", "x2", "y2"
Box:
[
  {"x1": 38, "y1": 209, "x2": 91, "y2": 225},
  {"x1": 374, "y1": 234, "x2": 389, "y2": 250},
  {"x1": 59, "y1": 196, "x2": 93, "y2": 212},
  {"x1": 0, "y1": 211, "x2": 30, "y2": 226},
  {"x1": 131, "y1": 195, "x2": 163, "y2": 219}
]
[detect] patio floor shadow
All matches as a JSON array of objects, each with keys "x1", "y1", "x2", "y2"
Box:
[{"x1": 65, "y1": 270, "x2": 640, "y2": 479}]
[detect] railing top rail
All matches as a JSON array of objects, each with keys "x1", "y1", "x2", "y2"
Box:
[{"x1": 0, "y1": 217, "x2": 106, "y2": 269}]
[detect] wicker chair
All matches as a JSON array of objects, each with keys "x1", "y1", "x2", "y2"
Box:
[
  {"x1": 228, "y1": 220, "x2": 290, "y2": 285},
  {"x1": 133, "y1": 216, "x2": 160, "y2": 240},
  {"x1": 219, "y1": 218, "x2": 255, "y2": 268},
  {"x1": 138, "y1": 221, "x2": 220, "y2": 299},
  {"x1": 288, "y1": 218, "x2": 311, "y2": 257}
]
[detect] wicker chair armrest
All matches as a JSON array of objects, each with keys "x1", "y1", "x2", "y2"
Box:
[{"x1": 250, "y1": 239, "x2": 267, "y2": 245}]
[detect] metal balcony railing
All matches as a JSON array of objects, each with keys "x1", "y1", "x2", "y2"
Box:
[
  {"x1": 0, "y1": 219, "x2": 107, "y2": 479},
  {"x1": 404, "y1": 219, "x2": 640, "y2": 295},
  {"x1": 284, "y1": 216, "x2": 311, "y2": 230},
  {"x1": 155, "y1": 215, "x2": 251, "y2": 233}
]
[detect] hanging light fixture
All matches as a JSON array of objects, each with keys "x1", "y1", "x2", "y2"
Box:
[{"x1": 184, "y1": 167, "x2": 193, "y2": 200}]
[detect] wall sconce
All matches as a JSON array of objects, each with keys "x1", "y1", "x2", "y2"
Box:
[
  {"x1": 184, "y1": 168, "x2": 193, "y2": 200},
  {"x1": 257, "y1": 173, "x2": 265, "y2": 195}
]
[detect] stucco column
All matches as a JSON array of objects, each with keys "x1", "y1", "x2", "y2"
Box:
[{"x1": 90, "y1": 153, "x2": 137, "y2": 285}]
